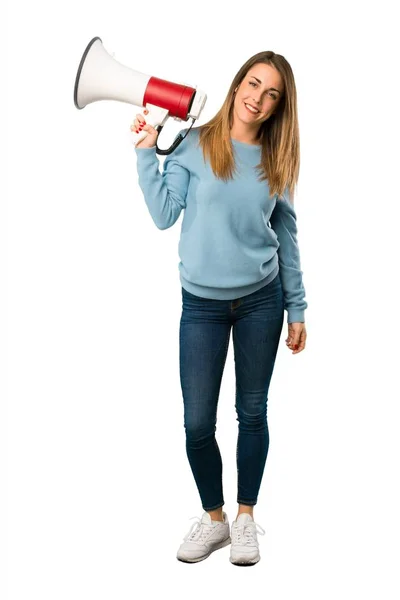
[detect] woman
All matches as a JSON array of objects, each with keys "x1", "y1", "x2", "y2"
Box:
[{"x1": 132, "y1": 50, "x2": 308, "y2": 566}]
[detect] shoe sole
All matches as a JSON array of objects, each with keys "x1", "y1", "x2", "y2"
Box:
[
  {"x1": 230, "y1": 554, "x2": 260, "y2": 566},
  {"x1": 177, "y1": 536, "x2": 231, "y2": 563}
]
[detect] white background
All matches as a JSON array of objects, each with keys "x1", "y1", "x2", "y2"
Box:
[{"x1": 3, "y1": 0, "x2": 400, "y2": 598}]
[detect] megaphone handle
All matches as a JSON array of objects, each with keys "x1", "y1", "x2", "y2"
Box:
[{"x1": 131, "y1": 104, "x2": 170, "y2": 146}]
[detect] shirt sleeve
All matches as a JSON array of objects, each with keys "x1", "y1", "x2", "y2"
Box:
[
  {"x1": 269, "y1": 187, "x2": 308, "y2": 323},
  {"x1": 134, "y1": 129, "x2": 190, "y2": 230}
]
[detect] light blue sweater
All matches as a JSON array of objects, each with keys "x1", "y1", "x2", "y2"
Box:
[{"x1": 134, "y1": 126, "x2": 307, "y2": 323}]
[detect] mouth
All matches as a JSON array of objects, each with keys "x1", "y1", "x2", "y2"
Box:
[{"x1": 244, "y1": 102, "x2": 260, "y2": 115}]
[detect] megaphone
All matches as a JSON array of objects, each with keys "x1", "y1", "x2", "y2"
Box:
[{"x1": 74, "y1": 37, "x2": 207, "y2": 155}]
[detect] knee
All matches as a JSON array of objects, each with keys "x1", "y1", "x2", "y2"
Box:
[
  {"x1": 184, "y1": 420, "x2": 216, "y2": 448},
  {"x1": 235, "y1": 404, "x2": 267, "y2": 431}
]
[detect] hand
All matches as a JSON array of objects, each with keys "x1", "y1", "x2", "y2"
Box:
[
  {"x1": 285, "y1": 322, "x2": 307, "y2": 354},
  {"x1": 130, "y1": 108, "x2": 160, "y2": 148}
]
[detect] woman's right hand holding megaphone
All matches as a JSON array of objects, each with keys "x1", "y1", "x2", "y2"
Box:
[{"x1": 131, "y1": 108, "x2": 160, "y2": 148}]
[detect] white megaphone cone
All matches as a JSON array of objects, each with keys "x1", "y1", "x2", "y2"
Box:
[{"x1": 74, "y1": 37, "x2": 207, "y2": 154}]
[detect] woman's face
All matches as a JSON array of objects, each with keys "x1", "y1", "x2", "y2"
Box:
[{"x1": 232, "y1": 63, "x2": 284, "y2": 129}]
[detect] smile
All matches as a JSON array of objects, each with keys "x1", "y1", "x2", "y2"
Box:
[{"x1": 244, "y1": 103, "x2": 259, "y2": 114}]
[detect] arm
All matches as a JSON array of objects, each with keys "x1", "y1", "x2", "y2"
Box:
[
  {"x1": 134, "y1": 130, "x2": 190, "y2": 230},
  {"x1": 269, "y1": 187, "x2": 308, "y2": 323}
]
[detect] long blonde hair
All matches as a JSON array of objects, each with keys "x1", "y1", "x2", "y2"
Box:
[{"x1": 196, "y1": 51, "x2": 300, "y2": 203}]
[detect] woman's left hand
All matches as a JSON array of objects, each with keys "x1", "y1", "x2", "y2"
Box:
[{"x1": 285, "y1": 322, "x2": 307, "y2": 354}]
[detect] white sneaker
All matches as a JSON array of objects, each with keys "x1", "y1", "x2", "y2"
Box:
[
  {"x1": 229, "y1": 513, "x2": 266, "y2": 565},
  {"x1": 176, "y1": 511, "x2": 231, "y2": 563}
]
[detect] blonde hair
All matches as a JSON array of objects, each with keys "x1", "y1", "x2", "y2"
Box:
[{"x1": 195, "y1": 51, "x2": 300, "y2": 203}]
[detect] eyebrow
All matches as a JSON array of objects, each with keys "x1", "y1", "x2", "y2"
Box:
[{"x1": 249, "y1": 75, "x2": 281, "y2": 94}]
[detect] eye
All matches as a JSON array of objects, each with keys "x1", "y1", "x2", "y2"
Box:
[{"x1": 249, "y1": 81, "x2": 278, "y2": 100}]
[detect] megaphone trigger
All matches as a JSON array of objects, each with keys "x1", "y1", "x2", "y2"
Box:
[{"x1": 130, "y1": 104, "x2": 169, "y2": 147}]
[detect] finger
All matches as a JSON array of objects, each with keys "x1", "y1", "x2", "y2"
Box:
[
  {"x1": 136, "y1": 113, "x2": 146, "y2": 125},
  {"x1": 131, "y1": 117, "x2": 148, "y2": 133},
  {"x1": 131, "y1": 117, "x2": 142, "y2": 129},
  {"x1": 292, "y1": 347, "x2": 303, "y2": 354},
  {"x1": 293, "y1": 341, "x2": 305, "y2": 353},
  {"x1": 295, "y1": 332, "x2": 306, "y2": 347},
  {"x1": 288, "y1": 334, "x2": 300, "y2": 345}
]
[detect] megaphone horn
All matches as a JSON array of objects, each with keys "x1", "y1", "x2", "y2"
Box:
[{"x1": 73, "y1": 37, "x2": 207, "y2": 154}]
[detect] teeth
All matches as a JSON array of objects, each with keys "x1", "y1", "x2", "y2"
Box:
[{"x1": 245, "y1": 103, "x2": 259, "y2": 113}]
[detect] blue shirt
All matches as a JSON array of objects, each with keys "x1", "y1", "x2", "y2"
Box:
[{"x1": 134, "y1": 126, "x2": 307, "y2": 323}]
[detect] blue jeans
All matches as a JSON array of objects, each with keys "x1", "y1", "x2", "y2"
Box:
[{"x1": 179, "y1": 272, "x2": 284, "y2": 511}]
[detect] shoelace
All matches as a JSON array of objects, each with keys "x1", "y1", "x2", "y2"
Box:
[
  {"x1": 232, "y1": 520, "x2": 266, "y2": 546},
  {"x1": 184, "y1": 515, "x2": 219, "y2": 544}
]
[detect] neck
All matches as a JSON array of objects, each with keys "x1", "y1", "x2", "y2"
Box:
[{"x1": 230, "y1": 124, "x2": 260, "y2": 146}]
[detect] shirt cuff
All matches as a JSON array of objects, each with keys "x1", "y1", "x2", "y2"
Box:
[{"x1": 287, "y1": 308, "x2": 305, "y2": 324}]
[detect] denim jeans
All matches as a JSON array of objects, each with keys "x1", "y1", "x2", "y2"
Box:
[{"x1": 179, "y1": 272, "x2": 284, "y2": 511}]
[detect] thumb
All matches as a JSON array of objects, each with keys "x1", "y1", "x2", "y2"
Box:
[
  {"x1": 292, "y1": 337, "x2": 300, "y2": 349},
  {"x1": 142, "y1": 121, "x2": 158, "y2": 135}
]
